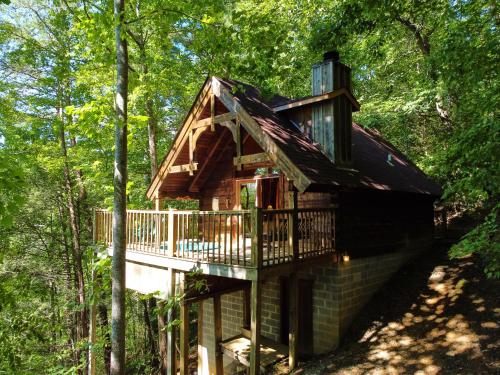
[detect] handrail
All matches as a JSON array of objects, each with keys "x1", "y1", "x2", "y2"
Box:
[{"x1": 94, "y1": 207, "x2": 336, "y2": 269}]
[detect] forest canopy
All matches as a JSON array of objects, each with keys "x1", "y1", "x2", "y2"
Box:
[{"x1": 0, "y1": 0, "x2": 498, "y2": 373}]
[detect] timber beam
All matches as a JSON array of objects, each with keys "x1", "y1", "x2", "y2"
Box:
[
  {"x1": 233, "y1": 152, "x2": 270, "y2": 167},
  {"x1": 193, "y1": 112, "x2": 236, "y2": 129},
  {"x1": 168, "y1": 163, "x2": 198, "y2": 174}
]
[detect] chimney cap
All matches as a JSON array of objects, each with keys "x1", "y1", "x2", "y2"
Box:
[{"x1": 323, "y1": 50, "x2": 340, "y2": 62}]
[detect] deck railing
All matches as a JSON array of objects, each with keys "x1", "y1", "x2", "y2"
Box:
[{"x1": 94, "y1": 207, "x2": 336, "y2": 269}]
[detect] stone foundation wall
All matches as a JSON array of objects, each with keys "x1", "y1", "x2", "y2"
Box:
[{"x1": 198, "y1": 240, "x2": 431, "y2": 374}]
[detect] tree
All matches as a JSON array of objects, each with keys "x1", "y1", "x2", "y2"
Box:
[{"x1": 110, "y1": 0, "x2": 129, "y2": 372}]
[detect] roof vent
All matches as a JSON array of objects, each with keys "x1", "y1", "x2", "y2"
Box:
[{"x1": 387, "y1": 153, "x2": 394, "y2": 166}]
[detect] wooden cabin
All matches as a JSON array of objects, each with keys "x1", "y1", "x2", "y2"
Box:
[{"x1": 94, "y1": 51, "x2": 441, "y2": 374}]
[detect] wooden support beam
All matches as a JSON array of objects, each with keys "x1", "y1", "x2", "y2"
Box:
[
  {"x1": 188, "y1": 131, "x2": 194, "y2": 176},
  {"x1": 188, "y1": 131, "x2": 230, "y2": 193},
  {"x1": 167, "y1": 209, "x2": 175, "y2": 257},
  {"x1": 233, "y1": 152, "x2": 270, "y2": 167},
  {"x1": 166, "y1": 269, "x2": 177, "y2": 375},
  {"x1": 147, "y1": 80, "x2": 212, "y2": 199},
  {"x1": 272, "y1": 87, "x2": 360, "y2": 112},
  {"x1": 179, "y1": 273, "x2": 189, "y2": 375},
  {"x1": 154, "y1": 195, "x2": 163, "y2": 211},
  {"x1": 243, "y1": 287, "x2": 251, "y2": 329},
  {"x1": 249, "y1": 280, "x2": 262, "y2": 375},
  {"x1": 235, "y1": 116, "x2": 242, "y2": 171},
  {"x1": 287, "y1": 188, "x2": 299, "y2": 260},
  {"x1": 210, "y1": 93, "x2": 215, "y2": 131},
  {"x1": 213, "y1": 294, "x2": 223, "y2": 375},
  {"x1": 168, "y1": 163, "x2": 198, "y2": 174},
  {"x1": 197, "y1": 301, "x2": 206, "y2": 375},
  {"x1": 288, "y1": 272, "x2": 299, "y2": 370},
  {"x1": 251, "y1": 207, "x2": 263, "y2": 268},
  {"x1": 211, "y1": 77, "x2": 312, "y2": 192},
  {"x1": 193, "y1": 112, "x2": 236, "y2": 130}
]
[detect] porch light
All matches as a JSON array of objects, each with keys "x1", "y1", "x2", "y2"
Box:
[{"x1": 343, "y1": 254, "x2": 350, "y2": 262}]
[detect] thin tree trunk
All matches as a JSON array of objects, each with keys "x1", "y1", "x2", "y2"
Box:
[
  {"x1": 99, "y1": 303, "x2": 112, "y2": 375},
  {"x1": 142, "y1": 299, "x2": 159, "y2": 370},
  {"x1": 157, "y1": 301, "x2": 169, "y2": 373},
  {"x1": 57, "y1": 196, "x2": 77, "y2": 355},
  {"x1": 111, "y1": 0, "x2": 128, "y2": 373},
  {"x1": 57, "y1": 99, "x2": 88, "y2": 372},
  {"x1": 146, "y1": 96, "x2": 158, "y2": 178}
]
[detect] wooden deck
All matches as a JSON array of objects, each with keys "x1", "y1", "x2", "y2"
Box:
[{"x1": 94, "y1": 207, "x2": 336, "y2": 275}]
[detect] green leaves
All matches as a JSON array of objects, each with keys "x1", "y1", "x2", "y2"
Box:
[{"x1": 0, "y1": 150, "x2": 26, "y2": 227}]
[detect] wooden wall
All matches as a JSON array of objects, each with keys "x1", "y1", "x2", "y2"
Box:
[
  {"x1": 337, "y1": 189, "x2": 435, "y2": 257},
  {"x1": 199, "y1": 149, "x2": 236, "y2": 211}
]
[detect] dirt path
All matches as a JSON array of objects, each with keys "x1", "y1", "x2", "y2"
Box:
[{"x1": 293, "y1": 246, "x2": 499, "y2": 374}]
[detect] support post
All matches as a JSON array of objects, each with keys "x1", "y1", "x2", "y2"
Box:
[
  {"x1": 197, "y1": 301, "x2": 206, "y2": 375},
  {"x1": 179, "y1": 273, "x2": 189, "y2": 375},
  {"x1": 166, "y1": 269, "x2": 177, "y2": 375},
  {"x1": 288, "y1": 272, "x2": 299, "y2": 370},
  {"x1": 243, "y1": 287, "x2": 251, "y2": 329},
  {"x1": 249, "y1": 279, "x2": 262, "y2": 375},
  {"x1": 167, "y1": 209, "x2": 175, "y2": 257},
  {"x1": 155, "y1": 196, "x2": 163, "y2": 211},
  {"x1": 287, "y1": 187, "x2": 299, "y2": 260},
  {"x1": 251, "y1": 207, "x2": 263, "y2": 268},
  {"x1": 155, "y1": 196, "x2": 163, "y2": 249},
  {"x1": 213, "y1": 295, "x2": 223, "y2": 375}
]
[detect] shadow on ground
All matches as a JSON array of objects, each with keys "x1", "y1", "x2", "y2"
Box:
[{"x1": 290, "y1": 245, "x2": 499, "y2": 374}]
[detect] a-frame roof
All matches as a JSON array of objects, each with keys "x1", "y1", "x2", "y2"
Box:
[{"x1": 147, "y1": 77, "x2": 442, "y2": 200}]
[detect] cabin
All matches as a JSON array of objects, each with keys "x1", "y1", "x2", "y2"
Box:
[{"x1": 94, "y1": 51, "x2": 441, "y2": 374}]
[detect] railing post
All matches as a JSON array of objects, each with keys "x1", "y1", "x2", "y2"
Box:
[
  {"x1": 251, "y1": 207, "x2": 263, "y2": 268},
  {"x1": 167, "y1": 209, "x2": 175, "y2": 257},
  {"x1": 287, "y1": 188, "x2": 299, "y2": 260},
  {"x1": 155, "y1": 212, "x2": 161, "y2": 252},
  {"x1": 92, "y1": 208, "x2": 96, "y2": 245}
]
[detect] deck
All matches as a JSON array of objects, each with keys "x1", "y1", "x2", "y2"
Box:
[{"x1": 94, "y1": 207, "x2": 336, "y2": 278}]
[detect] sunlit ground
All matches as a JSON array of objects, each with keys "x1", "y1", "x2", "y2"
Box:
[{"x1": 290, "y1": 247, "x2": 499, "y2": 374}]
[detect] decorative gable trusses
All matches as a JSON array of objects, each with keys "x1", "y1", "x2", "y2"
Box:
[{"x1": 146, "y1": 77, "x2": 315, "y2": 200}]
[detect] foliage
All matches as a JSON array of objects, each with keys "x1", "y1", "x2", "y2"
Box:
[
  {"x1": 450, "y1": 204, "x2": 500, "y2": 279},
  {"x1": 0, "y1": 0, "x2": 498, "y2": 372}
]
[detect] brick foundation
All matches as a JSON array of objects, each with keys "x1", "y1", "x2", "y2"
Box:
[{"x1": 198, "y1": 240, "x2": 430, "y2": 374}]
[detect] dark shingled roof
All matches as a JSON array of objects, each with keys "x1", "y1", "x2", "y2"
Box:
[{"x1": 216, "y1": 77, "x2": 442, "y2": 196}]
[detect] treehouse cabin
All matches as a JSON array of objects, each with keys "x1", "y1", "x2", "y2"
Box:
[{"x1": 94, "y1": 51, "x2": 441, "y2": 375}]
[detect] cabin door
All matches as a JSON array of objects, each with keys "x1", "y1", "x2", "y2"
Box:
[
  {"x1": 280, "y1": 277, "x2": 314, "y2": 358},
  {"x1": 235, "y1": 176, "x2": 282, "y2": 210}
]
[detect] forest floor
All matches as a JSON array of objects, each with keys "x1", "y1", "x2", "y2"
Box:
[{"x1": 273, "y1": 242, "x2": 500, "y2": 375}]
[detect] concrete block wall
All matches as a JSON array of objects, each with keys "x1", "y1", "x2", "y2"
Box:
[
  {"x1": 199, "y1": 292, "x2": 245, "y2": 374},
  {"x1": 198, "y1": 243, "x2": 430, "y2": 373}
]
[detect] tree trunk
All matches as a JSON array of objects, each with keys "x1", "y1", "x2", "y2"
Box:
[
  {"x1": 57, "y1": 99, "x2": 88, "y2": 372},
  {"x1": 395, "y1": 15, "x2": 453, "y2": 129},
  {"x1": 146, "y1": 96, "x2": 158, "y2": 178},
  {"x1": 157, "y1": 301, "x2": 169, "y2": 374},
  {"x1": 99, "y1": 303, "x2": 112, "y2": 375},
  {"x1": 111, "y1": 0, "x2": 128, "y2": 373},
  {"x1": 56, "y1": 196, "x2": 77, "y2": 355},
  {"x1": 142, "y1": 299, "x2": 159, "y2": 370}
]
